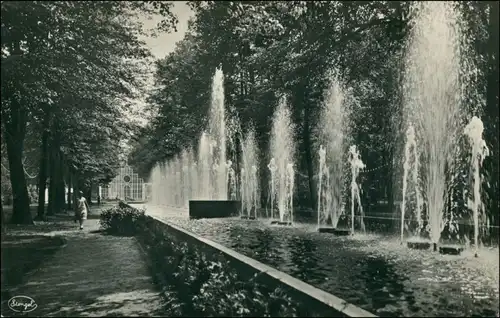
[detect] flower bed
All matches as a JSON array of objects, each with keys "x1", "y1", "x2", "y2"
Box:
[{"x1": 99, "y1": 204, "x2": 342, "y2": 317}]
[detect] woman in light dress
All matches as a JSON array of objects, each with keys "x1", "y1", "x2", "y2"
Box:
[{"x1": 75, "y1": 191, "x2": 90, "y2": 230}]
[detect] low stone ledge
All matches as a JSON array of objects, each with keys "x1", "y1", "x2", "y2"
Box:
[
  {"x1": 121, "y1": 202, "x2": 376, "y2": 317},
  {"x1": 188, "y1": 200, "x2": 241, "y2": 219}
]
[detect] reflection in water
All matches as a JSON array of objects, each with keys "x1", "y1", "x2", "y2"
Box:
[
  {"x1": 361, "y1": 257, "x2": 410, "y2": 316},
  {"x1": 287, "y1": 236, "x2": 326, "y2": 282},
  {"x1": 148, "y1": 209, "x2": 499, "y2": 317},
  {"x1": 228, "y1": 224, "x2": 244, "y2": 250},
  {"x1": 224, "y1": 223, "x2": 289, "y2": 269}
]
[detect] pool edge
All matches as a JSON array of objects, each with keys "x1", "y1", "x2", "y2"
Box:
[{"x1": 148, "y1": 213, "x2": 377, "y2": 317}]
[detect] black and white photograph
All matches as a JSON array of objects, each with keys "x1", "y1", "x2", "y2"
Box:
[{"x1": 1, "y1": 1, "x2": 499, "y2": 317}]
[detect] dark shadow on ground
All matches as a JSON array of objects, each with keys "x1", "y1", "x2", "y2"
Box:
[
  {"x1": 1, "y1": 223, "x2": 166, "y2": 317},
  {"x1": 2, "y1": 203, "x2": 115, "y2": 222},
  {"x1": 1, "y1": 235, "x2": 66, "y2": 308},
  {"x1": 89, "y1": 229, "x2": 107, "y2": 234}
]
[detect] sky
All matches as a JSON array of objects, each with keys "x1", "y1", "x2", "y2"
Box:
[{"x1": 139, "y1": 1, "x2": 194, "y2": 60}]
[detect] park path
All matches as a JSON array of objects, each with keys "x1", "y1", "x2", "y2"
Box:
[{"x1": 4, "y1": 216, "x2": 166, "y2": 317}]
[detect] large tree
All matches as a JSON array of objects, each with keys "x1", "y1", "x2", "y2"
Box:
[{"x1": 1, "y1": 1, "x2": 178, "y2": 224}]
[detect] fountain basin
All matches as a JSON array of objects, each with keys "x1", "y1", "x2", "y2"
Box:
[
  {"x1": 241, "y1": 215, "x2": 257, "y2": 220},
  {"x1": 142, "y1": 205, "x2": 500, "y2": 317},
  {"x1": 407, "y1": 240, "x2": 432, "y2": 250},
  {"x1": 142, "y1": 213, "x2": 376, "y2": 317},
  {"x1": 318, "y1": 227, "x2": 352, "y2": 236},
  {"x1": 270, "y1": 220, "x2": 293, "y2": 226},
  {"x1": 189, "y1": 200, "x2": 241, "y2": 219},
  {"x1": 438, "y1": 245, "x2": 464, "y2": 255}
]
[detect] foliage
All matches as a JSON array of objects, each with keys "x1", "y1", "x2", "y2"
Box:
[
  {"x1": 99, "y1": 204, "x2": 147, "y2": 236},
  {"x1": 130, "y1": 1, "x2": 498, "y2": 227},
  {"x1": 130, "y1": 1, "x2": 411, "y2": 199},
  {"x1": 144, "y1": 235, "x2": 299, "y2": 317},
  {"x1": 1, "y1": 1, "x2": 179, "y2": 223},
  {"x1": 27, "y1": 185, "x2": 38, "y2": 205}
]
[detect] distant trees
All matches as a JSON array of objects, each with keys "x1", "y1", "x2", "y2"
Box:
[
  {"x1": 130, "y1": 1, "x2": 498, "y2": 227},
  {"x1": 1, "y1": 1, "x2": 178, "y2": 224}
]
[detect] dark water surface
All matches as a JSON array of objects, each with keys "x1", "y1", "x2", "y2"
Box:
[{"x1": 141, "y1": 206, "x2": 499, "y2": 317}]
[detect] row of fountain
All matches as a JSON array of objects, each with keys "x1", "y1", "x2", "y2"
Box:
[
  {"x1": 149, "y1": 68, "x2": 263, "y2": 219},
  {"x1": 149, "y1": 2, "x2": 491, "y2": 254}
]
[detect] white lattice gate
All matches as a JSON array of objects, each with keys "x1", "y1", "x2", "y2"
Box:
[{"x1": 101, "y1": 165, "x2": 145, "y2": 201}]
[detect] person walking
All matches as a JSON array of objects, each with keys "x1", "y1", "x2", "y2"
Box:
[{"x1": 75, "y1": 191, "x2": 90, "y2": 230}]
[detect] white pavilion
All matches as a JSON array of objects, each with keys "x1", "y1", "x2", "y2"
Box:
[{"x1": 101, "y1": 165, "x2": 149, "y2": 202}]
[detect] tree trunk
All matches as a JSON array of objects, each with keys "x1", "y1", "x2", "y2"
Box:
[
  {"x1": 67, "y1": 170, "x2": 72, "y2": 211},
  {"x1": 1, "y1": 199, "x2": 5, "y2": 234},
  {"x1": 3, "y1": 39, "x2": 32, "y2": 224},
  {"x1": 36, "y1": 111, "x2": 51, "y2": 220},
  {"x1": 87, "y1": 181, "x2": 92, "y2": 205},
  {"x1": 4, "y1": 103, "x2": 32, "y2": 224},
  {"x1": 55, "y1": 151, "x2": 65, "y2": 213},
  {"x1": 47, "y1": 146, "x2": 56, "y2": 216},
  {"x1": 5, "y1": 134, "x2": 32, "y2": 224},
  {"x1": 47, "y1": 125, "x2": 65, "y2": 216},
  {"x1": 73, "y1": 173, "x2": 79, "y2": 212}
]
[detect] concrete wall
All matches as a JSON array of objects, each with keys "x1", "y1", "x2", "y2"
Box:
[
  {"x1": 119, "y1": 201, "x2": 376, "y2": 317},
  {"x1": 188, "y1": 200, "x2": 241, "y2": 219}
]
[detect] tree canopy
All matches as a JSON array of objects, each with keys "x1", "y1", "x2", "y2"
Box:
[
  {"x1": 130, "y1": 1, "x2": 498, "y2": 228},
  {"x1": 1, "y1": 1, "x2": 178, "y2": 224}
]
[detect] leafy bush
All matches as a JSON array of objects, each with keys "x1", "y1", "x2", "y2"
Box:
[
  {"x1": 99, "y1": 204, "x2": 147, "y2": 236},
  {"x1": 27, "y1": 185, "x2": 38, "y2": 205}
]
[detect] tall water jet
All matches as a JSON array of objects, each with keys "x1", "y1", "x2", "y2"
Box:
[
  {"x1": 403, "y1": 2, "x2": 464, "y2": 246},
  {"x1": 227, "y1": 160, "x2": 237, "y2": 200},
  {"x1": 286, "y1": 163, "x2": 295, "y2": 224},
  {"x1": 208, "y1": 67, "x2": 228, "y2": 200},
  {"x1": 400, "y1": 124, "x2": 424, "y2": 242},
  {"x1": 165, "y1": 162, "x2": 172, "y2": 205},
  {"x1": 187, "y1": 148, "x2": 198, "y2": 200},
  {"x1": 198, "y1": 133, "x2": 212, "y2": 200},
  {"x1": 175, "y1": 159, "x2": 181, "y2": 206},
  {"x1": 227, "y1": 114, "x2": 242, "y2": 179},
  {"x1": 191, "y1": 162, "x2": 199, "y2": 200},
  {"x1": 149, "y1": 165, "x2": 161, "y2": 205},
  {"x1": 181, "y1": 161, "x2": 186, "y2": 205},
  {"x1": 317, "y1": 145, "x2": 327, "y2": 228},
  {"x1": 181, "y1": 150, "x2": 190, "y2": 208},
  {"x1": 317, "y1": 75, "x2": 350, "y2": 228},
  {"x1": 241, "y1": 127, "x2": 259, "y2": 218},
  {"x1": 270, "y1": 96, "x2": 296, "y2": 223},
  {"x1": 268, "y1": 158, "x2": 277, "y2": 219},
  {"x1": 159, "y1": 163, "x2": 166, "y2": 205},
  {"x1": 144, "y1": 68, "x2": 239, "y2": 220},
  {"x1": 251, "y1": 165, "x2": 259, "y2": 216},
  {"x1": 240, "y1": 167, "x2": 247, "y2": 215},
  {"x1": 348, "y1": 145, "x2": 365, "y2": 234},
  {"x1": 464, "y1": 116, "x2": 489, "y2": 257}
]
